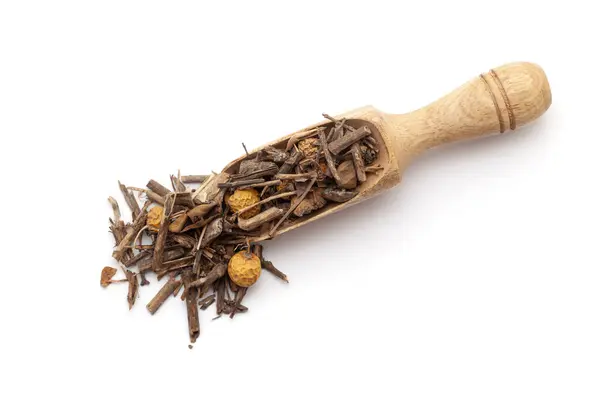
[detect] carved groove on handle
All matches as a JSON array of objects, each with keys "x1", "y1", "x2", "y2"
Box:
[
  {"x1": 479, "y1": 74, "x2": 505, "y2": 133},
  {"x1": 489, "y1": 69, "x2": 516, "y2": 130}
]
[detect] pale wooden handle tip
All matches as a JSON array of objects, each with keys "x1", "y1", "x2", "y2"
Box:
[
  {"x1": 482, "y1": 62, "x2": 552, "y2": 132},
  {"x1": 388, "y1": 61, "x2": 552, "y2": 155}
]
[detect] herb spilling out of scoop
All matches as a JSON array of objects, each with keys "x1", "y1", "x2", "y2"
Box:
[{"x1": 102, "y1": 114, "x2": 382, "y2": 344}]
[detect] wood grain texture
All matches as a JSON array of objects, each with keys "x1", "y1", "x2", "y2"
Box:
[{"x1": 221, "y1": 62, "x2": 551, "y2": 241}]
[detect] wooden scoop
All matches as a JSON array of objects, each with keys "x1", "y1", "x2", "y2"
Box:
[{"x1": 222, "y1": 62, "x2": 552, "y2": 241}]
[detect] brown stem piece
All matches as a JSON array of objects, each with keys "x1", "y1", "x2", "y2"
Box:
[
  {"x1": 118, "y1": 181, "x2": 141, "y2": 219},
  {"x1": 146, "y1": 179, "x2": 172, "y2": 197},
  {"x1": 278, "y1": 150, "x2": 303, "y2": 174},
  {"x1": 189, "y1": 263, "x2": 227, "y2": 289},
  {"x1": 112, "y1": 204, "x2": 150, "y2": 262},
  {"x1": 170, "y1": 174, "x2": 186, "y2": 192},
  {"x1": 262, "y1": 260, "x2": 289, "y2": 282},
  {"x1": 238, "y1": 207, "x2": 284, "y2": 231},
  {"x1": 171, "y1": 234, "x2": 197, "y2": 249},
  {"x1": 328, "y1": 126, "x2": 371, "y2": 155},
  {"x1": 218, "y1": 178, "x2": 265, "y2": 189},
  {"x1": 275, "y1": 172, "x2": 316, "y2": 182},
  {"x1": 125, "y1": 269, "x2": 139, "y2": 310},
  {"x1": 238, "y1": 179, "x2": 282, "y2": 190},
  {"x1": 146, "y1": 190, "x2": 165, "y2": 205},
  {"x1": 182, "y1": 272, "x2": 200, "y2": 342},
  {"x1": 181, "y1": 175, "x2": 209, "y2": 184},
  {"x1": 230, "y1": 287, "x2": 247, "y2": 318},
  {"x1": 318, "y1": 129, "x2": 343, "y2": 185},
  {"x1": 152, "y1": 196, "x2": 174, "y2": 272},
  {"x1": 198, "y1": 294, "x2": 216, "y2": 310},
  {"x1": 146, "y1": 278, "x2": 181, "y2": 315},
  {"x1": 351, "y1": 143, "x2": 367, "y2": 183},
  {"x1": 216, "y1": 278, "x2": 225, "y2": 314},
  {"x1": 123, "y1": 250, "x2": 151, "y2": 268},
  {"x1": 269, "y1": 175, "x2": 317, "y2": 236}
]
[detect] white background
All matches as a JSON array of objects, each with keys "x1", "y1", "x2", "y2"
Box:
[{"x1": 1, "y1": 1, "x2": 598, "y2": 399}]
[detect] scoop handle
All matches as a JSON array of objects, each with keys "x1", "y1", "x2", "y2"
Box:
[{"x1": 387, "y1": 62, "x2": 552, "y2": 154}]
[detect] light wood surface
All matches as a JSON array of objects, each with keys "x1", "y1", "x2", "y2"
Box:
[{"x1": 222, "y1": 62, "x2": 552, "y2": 241}]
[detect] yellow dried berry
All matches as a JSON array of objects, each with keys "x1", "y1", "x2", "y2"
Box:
[
  {"x1": 147, "y1": 206, "x2": 164, "y2": 230},
  {"x1": 228, "y1": 251, "x2": 261, "y2": 287},
  {"x1": 298, "y1": 138, "x2": 319, "y2": 158},
  {"x1": 226, "y1": 188, "x2": 261, "y2": 218}
]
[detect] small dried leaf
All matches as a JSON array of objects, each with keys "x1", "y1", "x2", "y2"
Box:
[
  {"x1": 187, "y1": 202, "x2": 216, "y2": 219},
  {"x1": 169, "y1": 214, "x2": 188, "y2": 233},
  {"x1": 101, "y1": 266, "x2": 118, "y2": 288},
  {"x1": 200, "y1": 218, "x2": 224, "y2": 248}
]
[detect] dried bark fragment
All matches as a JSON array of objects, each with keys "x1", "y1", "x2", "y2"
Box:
[
  {"x1": 125, "y1": 269, "x2": 139, "y2": 310},
  {"x1": 337, "y1": 160, "x2": 357, "y2": 189},
  {"x1": 199, "y1": 218, "x2": 223, "y2": 248},
  {"x1": 321, "y1": 187, "x2": 358, "y2": 203},
  {"x1": 173, "y1": 192, "x2": 195, "y2": 209},
  {"x1": 292, "y1": 190, "x2": 327, "y2": 217},
  {"x1": 171, "y1": 234, "x2": 197, "y2": 249},
  {"x1": 262, "y1": 146, "x2": 289, "y2": 163},
  {"x1": 278, "y1": 149, "x2": 303, "y2": 174},
  {"x1": 193, "y1": 173, "x2": 229, "y2": 204},
  {"x1": 123, "y1": 250, "x2": 151, "y2": 268}
]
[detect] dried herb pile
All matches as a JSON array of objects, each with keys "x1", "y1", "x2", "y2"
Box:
[{"x1": 102, "y1": 114, "x2": 382, "y2": 344}]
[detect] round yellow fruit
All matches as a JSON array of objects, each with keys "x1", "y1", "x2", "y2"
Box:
[
  {"x1": 227, "y1": 188, "x2": 261, "y2": 218},
  {"x1": 147, "y1": 206, "x2": 164, "y2": 230},
  {"x1": 228, "y1": 251, "x2": 261, "y2": 287}
]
